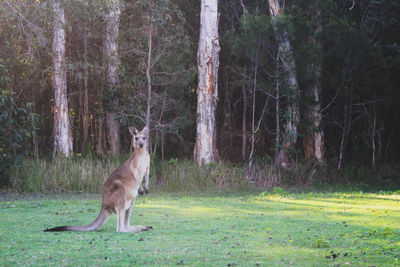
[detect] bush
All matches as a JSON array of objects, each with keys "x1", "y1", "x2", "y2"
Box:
[{"x1": 0, "y1": 90, "x2": 37, "y2": 186}]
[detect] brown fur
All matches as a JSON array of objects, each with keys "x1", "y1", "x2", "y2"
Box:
[{"x1": 45, "y1": 126, "x2": 152, "y2": 233}]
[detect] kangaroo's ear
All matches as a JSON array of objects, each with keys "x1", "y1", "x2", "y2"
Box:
[
  {"x1": 141, "y1": 126, "x2": 148, "y2": 135},
  {"x1": 129, "y1": 127, "x2": 138, "y2": 136}
]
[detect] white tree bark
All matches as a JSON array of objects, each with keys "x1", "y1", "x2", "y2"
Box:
[
  {"x1": 194, "y1": 0, "x2": 220, "y2": 166},
  {"x1": 241, "y1": 83, "x2": 247, "y2": 161},
  {"x1": 145, "y1": 25, "x2": 152, "y2": 153},
  {"x1": 104, "y1": 0, "x2": 121, "y2": 155},
  {"x1": 52, "y1": 0, "x2": 72, "y2": 157},
  {"x1": 268, "y1": 0, "x2": 299, "y2": 147},
  {"x1": 313, "y1": 79, "x2": 324, "y2": 161}
]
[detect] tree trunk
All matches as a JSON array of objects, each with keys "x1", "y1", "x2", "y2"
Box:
[
  {"x1": 274, "y1": 75, "x2": 281, "y2": 167},
  {"x1": 248, "y1": 59, "x2": 258, "y2": 171},
  {"x1": 32, "y1": 80, "x2": 40, "y2": 161},
  {"x1": 241, "y1": 83, "x2": 247, "y2": 161},
  {"x1": 312, "y1": 81, "x2": 324, "y2": 161},
  {"x1": 82, "y1": 27, "x2": 89, "y2": 153},
  {"x1": 161, "y1": 133, "x2": 165, "y2": 161},
  {"x1": 96, "y1": 116, "x2": 104, "y2": 155},
  {"x1": 303, "y1": 10, "x2": 324, "y2": 162},
  {"x1": 371, "y1": 95, "x2": 377, "y2": 170},
  {"x1": 194, "y1": 0, "x2": 220, "y2": 166},
  {"x1": 337, "y1": 97, "x2": 352, "y2": 170},
  {"x1": 52, "y1": 0, "x2": 72, "y2": 157},
  {"x1": 104, "y1": 0, "x2": 121, "y2": 155},
  {"x1": 145, "y1": 25, "x2": 153, "y2": 152},
  {"x1": 268, "y1": 0, "x2": 299, "y2": 149}
]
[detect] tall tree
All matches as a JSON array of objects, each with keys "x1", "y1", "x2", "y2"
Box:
[
  {"x1": 145, "y1": 23, "x2": 152, "y2": 152},
  {"x1": 52, "y1": 0, "x2": 72, "y2": 157},
  {"x1": 104, "y1": 0, "x2": 121, "y2": 155},
  {"x1": 194, "y1": 0, "x2": 220, "y2": 166},
  {"x1": 268, "y1": 0, "x2": 300, "y2": 160},
  {"x1": 302, "y1": 8, "x2": 324, "y2": 162},
  {"x1": 82, "y1": 26, "x2": 90, "y2": 153}
]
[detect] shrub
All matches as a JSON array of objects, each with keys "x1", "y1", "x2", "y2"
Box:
[{"x1": 0, "y1": 90, "x2": 37, "y2": 187}]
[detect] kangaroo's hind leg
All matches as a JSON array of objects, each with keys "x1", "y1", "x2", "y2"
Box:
[
  {"x1": 116, "y1": 207, "x2": 126, "y2": 232},
  {"x1": 124, "y1": 197, "x2": 153, "y2": 232},
  {"x1": 124, "y1": 198, "x2": 135, "y2": 229}
]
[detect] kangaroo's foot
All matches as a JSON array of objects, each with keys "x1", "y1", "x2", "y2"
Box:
[{"x1": 124, "y1": 225, "x2": 153, "y2": 232}]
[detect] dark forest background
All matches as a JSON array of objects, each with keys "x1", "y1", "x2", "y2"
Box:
[{"x1": 1, "y1": 0, "x2": 400, "y2": 188}]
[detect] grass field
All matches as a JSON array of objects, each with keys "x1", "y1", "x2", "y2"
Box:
[{"x1": 0, "y1": 189, "x2": 399, "y2": 266}]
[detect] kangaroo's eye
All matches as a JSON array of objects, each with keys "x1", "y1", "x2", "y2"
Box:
[{"x1": 135, "y1": 137, "x2": 139, "y2": 141}]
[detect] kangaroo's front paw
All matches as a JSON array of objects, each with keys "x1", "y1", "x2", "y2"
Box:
[
  {"x1": 145, "y1": 187, "x2": 149, "y2": 194},
  {"x1": 138, "y1": 188, "x2": 144, "y2": 195}
]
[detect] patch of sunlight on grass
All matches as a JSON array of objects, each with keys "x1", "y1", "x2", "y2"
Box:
[
  {"x1": 144, "y1": 203, "x2": 221, "y2": 215},
  {"x1": 260, "y1": 194, "x2": 400, "y2": 230}
]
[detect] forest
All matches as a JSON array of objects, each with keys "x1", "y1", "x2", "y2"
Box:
[
  {"x1": 1, "y1": 0, "x2": 400, "y2": 189},
  {"x1": 1, "y1": 1, "x2": 400, "y2": 266}
]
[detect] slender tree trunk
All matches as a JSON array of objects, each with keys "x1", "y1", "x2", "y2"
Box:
[
  {"x1": 371, "y1": 95, "x2": 376, "y2": 170},
  {"x1": 52, "y1": 0, "x2": 72, "y2": 157},
  {"x1": 161, "y1": 133, "x2": 165, "y2": 161},
  {"x1": 241, "y1": 83, "x2": 247, "y2": 161},
  {"x1": 248, "y1": 59, "x2": 258, "y2": 171},
  {"x1": 268, "y1": 0, "x2": 299, "y2": 149},
  {"x1": 312, "y1": 81, "x2": 324, "y2": 161},
  {"x1": 338, "y1": 96, "x2": 352, "y2": 170},
  {"x1": 274, "y1": 76, "x2": 281, "y2": 167},
  {"x1": 194, "y1": 0, "x2": 220, "y2": 166},
  {"x1": 154, "y1": 89, "x2": 167, "y2": 157},
  {"x1": 303, "y1": 10, "x2": 324, "y2": 162},
  {"x1": 145, "y1": 25, "x2": 153, "y2": 152},
  {"x1": 96, "y1": 116, "x2": 104, "y2": 155},
  {"x1": 104, "y1": 0, "x2": 121, "y2": 155},
  {"x1": 32, "y1": 80, "x2": 39, "y2": 161},
  {"x1": 96, "y1": 66, "x2": 105, "y2": 156},
  {"x1": 82, "y1": 27, "x2": 89, "y2": 153}
]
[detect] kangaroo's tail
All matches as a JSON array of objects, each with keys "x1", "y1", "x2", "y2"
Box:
[{"x1": 44, "y1": 207, "x2": 110, "y2": 232}]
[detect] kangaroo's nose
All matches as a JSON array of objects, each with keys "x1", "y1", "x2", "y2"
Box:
[{"x1": 139, "y1": 143, "x2": 144, "y2": 148}]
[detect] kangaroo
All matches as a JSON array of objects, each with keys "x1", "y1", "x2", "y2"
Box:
[{"x1": 45, "y1": 126, "x2": 153, "y2": 233}]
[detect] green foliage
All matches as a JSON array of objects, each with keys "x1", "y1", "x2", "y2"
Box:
[
  {"x1": 116, "y1": 0, "x2": 196, "y2": 153},
  {"x1": 0, "y1": 90, "x2": 37, "y2": 186},
  {"x1": 1, "y1": 0, "x2": 400, "y2": 179},
  {"x1": 0, "y1": 191, "x2": 399, "y2": 265}
]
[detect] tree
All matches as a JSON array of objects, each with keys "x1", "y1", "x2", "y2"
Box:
[
  {"x1": 0, "y1": 90, "x2": 37, "y2": 186},
  {"x1": 194, "y1": 0, "x2": 221, "y2": 166},
  {"x1": 301, "y1": 8, "x2": 324, "y2": 162},
  {"x1": 268, "y1": 0, "x2": 300, "y2": 163},
  {"x1": 117, "y1": 0, "x2": 194, "y2": 158},
  {"x1": 52, "y1": 0, "x2": 73, "y2": 157},
  {"x1": 104, "y1": 0, "x2": 121, "y2": 155}
]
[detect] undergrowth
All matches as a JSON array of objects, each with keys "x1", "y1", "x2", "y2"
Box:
[{"x1": 8, "y1": 155, "x2": 400, "y2": 193}]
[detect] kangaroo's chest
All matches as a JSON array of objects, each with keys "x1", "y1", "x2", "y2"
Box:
[{"x1": 129, "y1": 152, "x2": 150, "y2": 183}]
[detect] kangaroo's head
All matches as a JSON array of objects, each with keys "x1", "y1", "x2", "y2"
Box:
[{"x1": 129, "y1": 126, "x2": 148, "y2": 149}]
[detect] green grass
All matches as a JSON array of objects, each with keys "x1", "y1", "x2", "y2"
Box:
[{"x1": 0, "y1": 190, "x2": 399, "y2": 266}]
